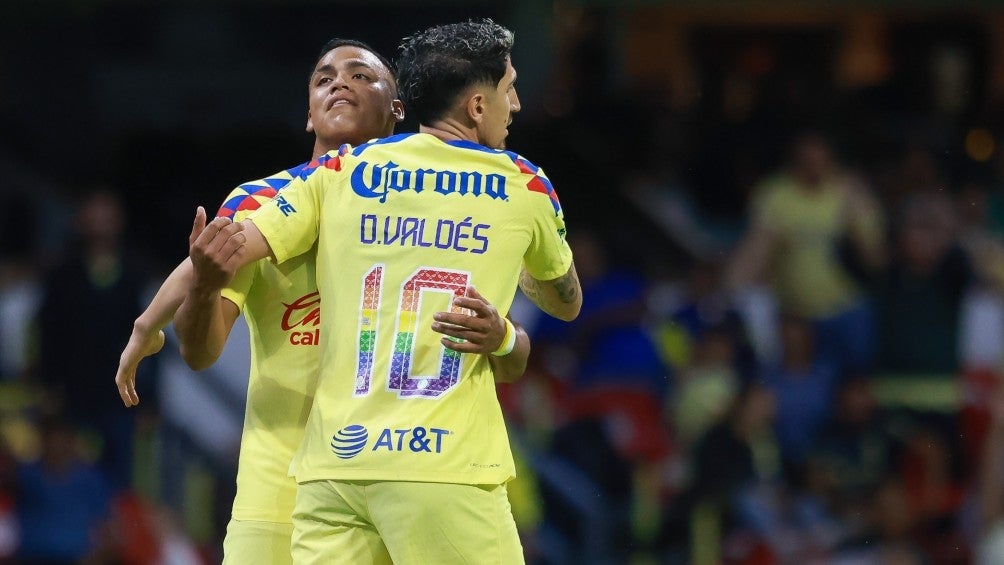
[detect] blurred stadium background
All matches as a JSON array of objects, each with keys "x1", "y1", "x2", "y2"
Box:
[{"x1": 4, "y1": 0, "x2": 1004, "y2": 563}]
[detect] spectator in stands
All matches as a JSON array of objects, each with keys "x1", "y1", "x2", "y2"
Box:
[
  {"x1": 659, "y1": 379, "x2": 779, "y2": 563},
  {"x1": 532, "y1": 229, "x2": 670, "y2": 399},
  {"x1": 669, "y1": 322, "x2": 741, "y2": 451},
  {"x1": 727, "y1": 131, "x2": 886, "y2": 375},
  {"x1": 808, "y1": 375, "x2": 899, "y2": 522},
  {"x1": 34, "y1": 188, "x2": 156, "y2": 490},
  {"x1": 874, "y1": 189, "x2": 973, "y2": 375},
  {"x1": 760, "y1": 315, "x2": 842, "y2": 470},
  {"x1": 13, "y1": 416, "x2": 114, "y2": 564}
]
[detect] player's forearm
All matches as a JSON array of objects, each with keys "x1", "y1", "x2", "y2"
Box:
[
  {"x1": 174, "y1": 285, "x2": 230, "y2": 371},
  {"x1": 489, "y1": 320, "x2": 530, "y2": 383},
  {"x1": 518, "y1": 264, "x2": 582, "y2": 322},
  {"x1": 133, "y1": 259, "x2": 193, "y2": 336},
  {"x1": 116, "y1": 261, "x2": 186, "y2": 407}
]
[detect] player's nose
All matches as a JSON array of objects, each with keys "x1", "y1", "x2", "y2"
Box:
[
  {"x1": 509, "y1": 89, "x2": 521, "y2": 113},
  {"x1": 330, "y1": 72, "x2": 350, "y2": 91}
]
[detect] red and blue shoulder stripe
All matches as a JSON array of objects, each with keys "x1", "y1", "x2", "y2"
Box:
[{"x1": 215, "y1": 161, "x2": 310, "y2": 220}]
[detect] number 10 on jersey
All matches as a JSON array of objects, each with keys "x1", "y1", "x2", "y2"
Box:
[{"x1": 355, "y1": 265, "x2": 471, "y2": 399}]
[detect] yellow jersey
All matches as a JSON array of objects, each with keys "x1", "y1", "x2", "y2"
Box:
[
  {"x1": 249, "y1": 133, "x2": 573, "y2": 486},
  {"x1": 217, "y1": 162, "x2": 321, "y2": 523}
]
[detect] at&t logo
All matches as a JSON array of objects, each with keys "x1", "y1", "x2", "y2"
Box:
[
  {"x1": 329, "y1": 425, "x2": 452, "y2": 459},
  {"x1": 330, "y1": 425, "x2": 368, "y2": 459}
]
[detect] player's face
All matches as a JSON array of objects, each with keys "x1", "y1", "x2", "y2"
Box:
[
  {"x1": 306, "y1": 46, "x2": 404, "y2": 148},
  {"x1": 478, "y1": 57, "x2": 520, "y2": 150}
]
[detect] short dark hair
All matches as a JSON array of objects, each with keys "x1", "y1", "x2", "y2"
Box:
[
  {"x1": 310, "y1": 38, "x2": 397, "y2": 86},
  {"x1": 396, "y1": 18, "x2": 514, "y2": 125}
]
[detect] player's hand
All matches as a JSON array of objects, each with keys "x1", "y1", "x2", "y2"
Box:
[
  {"x1": 115, "y1": 326, "x2": 165, "y2": 407},
  {"x1": 188, "y1": 206, "x2": 246, "y2": 292},
  {"x1": 189, "y1": 205, "x2": 208, "y2": 248},
  {"x1": 431, "y1": 286, "x2": 507, "y2": 354}
]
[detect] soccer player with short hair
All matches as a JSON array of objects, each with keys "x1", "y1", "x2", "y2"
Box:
[
  {"x1": 177, "y1": 18, "x2": 581, "y2": 564},
  {"x1": 115, "y1": 37, "x2": 529, "y2": 564}
]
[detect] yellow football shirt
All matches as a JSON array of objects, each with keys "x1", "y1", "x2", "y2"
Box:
[
  {"x1": 249, "y1": 133, "x2": 573, "y2": 486},
  {"x1": 216, "y1": 162, "x2": 321, "y2": 523},
  {"x1": 752, "y1": 173, "x2": 862, "y2": 318}
]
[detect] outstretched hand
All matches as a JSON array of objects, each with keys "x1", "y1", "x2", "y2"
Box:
[
  {"x1": 115, "y1": 326, "x2": 165, "y2": 407},
  {"x1": 431, "y1": 286, "x2": 507, "y2": 354},
  {"x1": 188, "y1": 206, "x2": 246, "y2": 291}
]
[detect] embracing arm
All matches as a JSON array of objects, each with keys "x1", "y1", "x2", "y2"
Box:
[
  {"x1": 488, "y1": 320, "x2": 530, "y2": 383},
  {"x1": 432, "y1": 287, "x2": 531, "y2": 383},
  {"x1": 518, "y1": 263, "x2": 582, "y2": 322},
  {"x1": 173, "y1": 209, "x2": 273, "y2": 370}
]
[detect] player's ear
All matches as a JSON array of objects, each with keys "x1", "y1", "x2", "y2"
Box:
[
  {"x1": 466, "y1": 92, "x2": 485, "y2": 124},
  {"x1": 391, "y1": 99, "x2": 405, "y2": 123},
  {"x1": 306, "y1": 109, "x2": 315, "y2": 133}
]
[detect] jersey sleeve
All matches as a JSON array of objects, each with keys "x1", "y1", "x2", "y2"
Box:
[
  {"x1": 220, "y1": 261, "x2": 254, "y2": 310},
  {"x1": 216, "y1": 182, "x2": 280, "y2": 221},
  {"x1": 214, "y1": 182, "x2": 281, "y2": 309},
  {"x1": 520, "y1": 162, "x2": 574, "y2": 280},
  {"x1": 247, "y1": 157, "x2": 335, "y2": 264}
]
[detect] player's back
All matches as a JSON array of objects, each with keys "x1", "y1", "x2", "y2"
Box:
[
  {"x1": 256, "y1": 132, "x2": 572, "y2": 486},
  {"x1": 320, "y1": 132, "x2": 554, "y2": 302}
]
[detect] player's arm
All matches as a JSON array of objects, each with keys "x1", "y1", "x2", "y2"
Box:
[
  {"x1": 116, "y1": 258, "x2": 191, "y2": 406},
  {"x1": 118, "y1": 207, "x2": 220, "y2": 405},
  {"x1": 431, "y1": 286, "x2": 530, "y2": 383},
  {"x1": 517, "y1": 263, "x2": 582, "y2": 322},
  {"x1": 519, "y1": 161, "x2": 582, "y2": 322},
  {"x1": 174, "y1": 209, "x2": 273, "y2": 370},
  {"x1": 175, "y1": 294, "x2": 242, "y2": 371},
  {"x1": 489, "y1": 320, "x2": 530, "y2": 383}
]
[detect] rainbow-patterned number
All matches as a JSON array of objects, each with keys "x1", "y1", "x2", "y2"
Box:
[{"x1": 355, "y1": 265, "x2": 470, "y2": 398}]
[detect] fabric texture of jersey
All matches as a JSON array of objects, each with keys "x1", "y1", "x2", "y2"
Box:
[
  {"x1": 249, "y1": 132, "x2": 573, "y2": 486},
  {"x1": 216, "y1": 162, "x2": 324, "y2": 523}
]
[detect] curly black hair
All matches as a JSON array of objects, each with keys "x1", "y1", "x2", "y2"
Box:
[
  {"x1": 396, "y1": 18, "x2": 514, "y2": 125},
  {"x1": 309, "y1": 38, "x2": 397, "y2": 87}
]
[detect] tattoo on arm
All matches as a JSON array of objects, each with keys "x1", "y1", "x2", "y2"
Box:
[
  {"x1": 518, "y1": 270, "x2": 542, "y2": 304},
  {"x1": 552, "y1": 269, "x2": 579, "y2": 304},
  {"x1": 519, "y1": 262, "x2": 580, "y2": 307}
]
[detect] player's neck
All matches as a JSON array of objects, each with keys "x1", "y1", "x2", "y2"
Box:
[
  {"x1": 419, "y1": 119, "x2": 478, "y2": 145},
  {"x1": 312, "y1": 140, "x2": 339, "y2": 159}
]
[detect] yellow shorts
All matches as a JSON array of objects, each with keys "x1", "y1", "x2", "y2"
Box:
[
  {"x1": 222, "y1": 519, "x2": 294, "y2": 565},
  {"x1": 292, "y1": 480, "x2": 524, "y2": 565}
]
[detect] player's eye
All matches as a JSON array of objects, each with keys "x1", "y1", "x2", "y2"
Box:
[
  {"x1": 317, "y1": 77, "x2": 332, "y2": 86},
  {"x1": 353, "y1": 73, "x2": 371, "y2": 81}
]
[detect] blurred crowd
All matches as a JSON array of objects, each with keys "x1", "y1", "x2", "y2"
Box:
[
  {"x1": 3, "y1": 3, "x2": 1004, "y2": 565},
  {"x1": 503, "y1": 130, "x2": 1004, "y2": 563}
]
